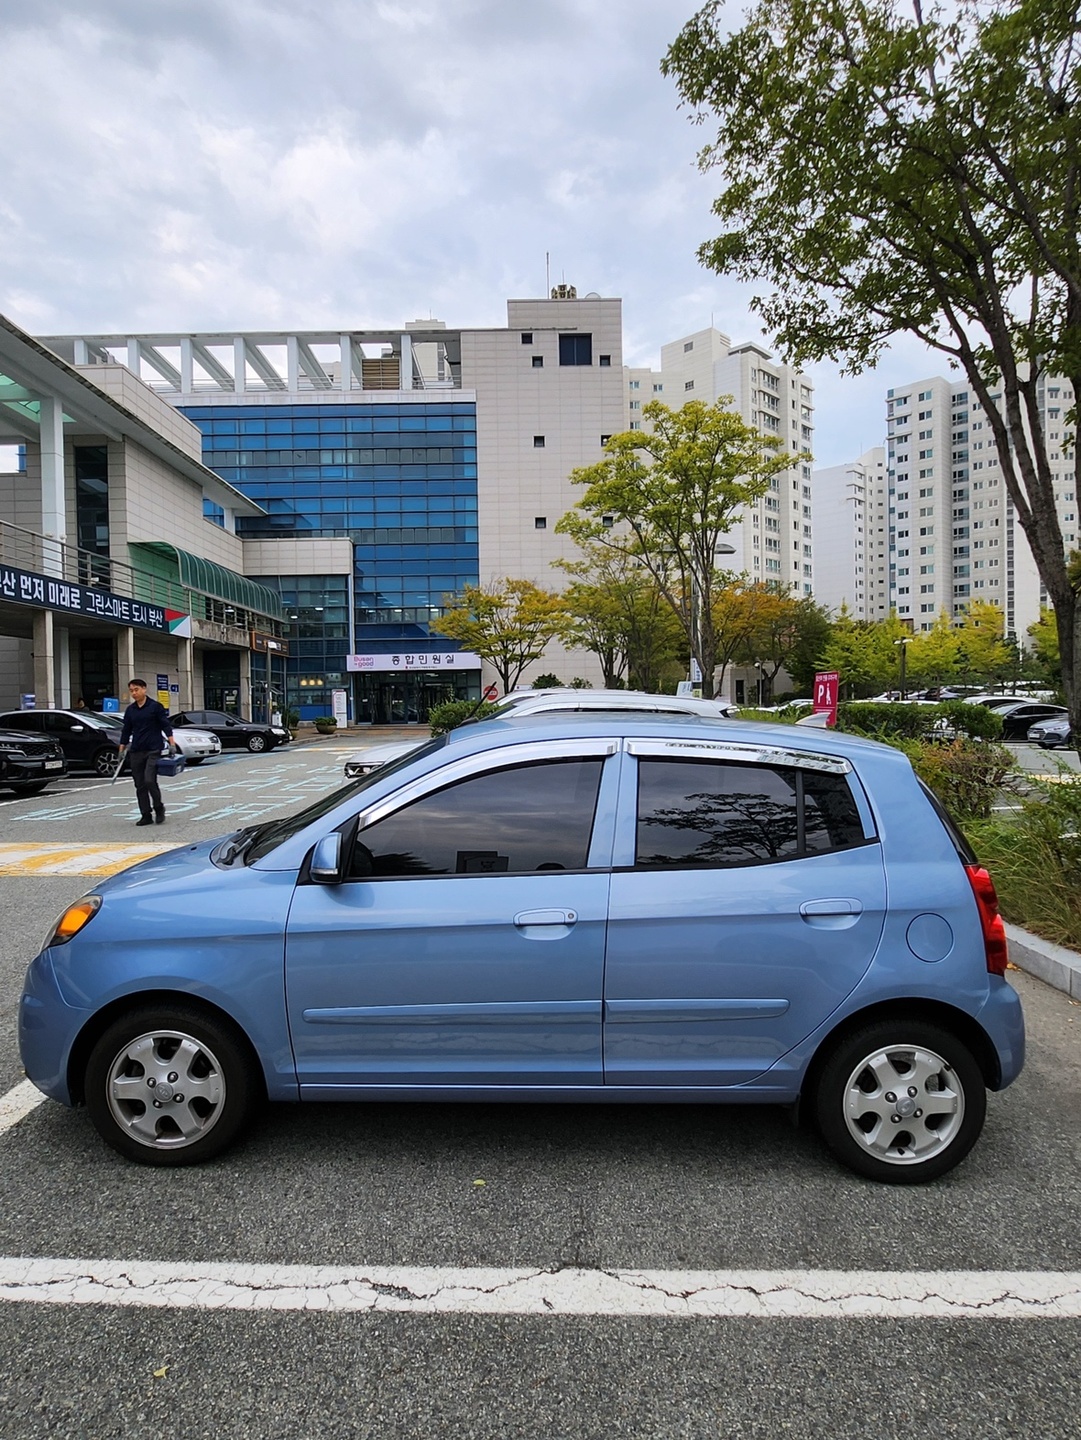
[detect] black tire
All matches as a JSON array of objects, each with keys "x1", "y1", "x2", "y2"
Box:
[
  {"x1": 246, "y1": 733, "x2": 269, "y2": 753},
  {"x1": 84, "y1": 1004, "x2": 258, "y2": 1166},
  {"x1": 93, "y1": 747, "x2": 118, "y2": 777},
  {"x1": 7, "y1": 781, "x2": 49, "y2": 796},
  {"x1": 814, "y1": 1019, "x2": 986, "y2": 1184}
]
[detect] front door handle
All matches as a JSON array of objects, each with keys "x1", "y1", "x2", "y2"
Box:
[{"x1": 514, "y1": 909, "x2": 578, "y2": 927}]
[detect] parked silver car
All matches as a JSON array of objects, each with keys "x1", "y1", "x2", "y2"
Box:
[{"x1": 343, "y1": 690, "x2": 738, "y2": 778}]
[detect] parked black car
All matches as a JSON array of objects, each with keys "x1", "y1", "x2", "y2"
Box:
[
  {"x1": 0, "y1": 708, "x2": 122, "y2": 777},
  {"x1": 0, "y1": 726, "x2": 67, "y2": 794},
  {"x1": 993, "y1": 702, "x2": 1070, "y2": 741},
  {"x1": 171, "y1": 709, "x2": 290, "y2": 753}
]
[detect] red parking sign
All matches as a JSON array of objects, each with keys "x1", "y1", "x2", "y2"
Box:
[{"x1": 813, "y1": 670, "x2": 839, "y2": 727}]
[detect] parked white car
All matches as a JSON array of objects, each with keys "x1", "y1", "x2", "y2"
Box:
[
  {"x1": 343, "y1": 689, "x2": 738, "y2": 778},
  {"x1": 169, "y1": 726, "x2": 222, "y2": 765}
]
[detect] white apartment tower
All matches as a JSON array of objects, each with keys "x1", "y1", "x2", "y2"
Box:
[
  {"x1": 811, "y1": 448, "x2": 888, "y2": 619},
  {"x1": 626, "y1": 328, "x2": 815, "y2": 595},
  {"x1": 886, "y1": 375, "x2": 1077, "y2": 638}
]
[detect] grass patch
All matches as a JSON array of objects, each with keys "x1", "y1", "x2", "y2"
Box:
[{"x1": 965, "y1": 775, "x2": 1081, "y2": 952}]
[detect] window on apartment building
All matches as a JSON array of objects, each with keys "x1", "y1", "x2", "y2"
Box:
[
  {"x1": 533, "y1": 435, "x2": 545, "y2": 448},
  {"x1": 685, "y1": 380, "x2": 695, "y2": 391},
  {"x1": 599, "y1": 355, "x2": 611, "y2": 367},
  {"x1": 653, "y1": 384, "x2": 664, "y2": 392},
  {"x1": 532, "y1": 355, "x2": 544, "y2": 368},
  {"x1": 684, "y1": 341, "x2": 694, "y2": 352},
  {"x1": 534, "y1": 517, "x2": 547, "y2": 530},
  {"x1": 558, "y1": 333, "x2": 592, "y2": 366},
  {"x1": 521, "y1": 332, "x2": 533, "y2": 344},
  {"x1": 600, "y1": 435, "x2": 611, "y2": 445},
  {"x1": 629, "y1": 380, "x2": 640, "y2": 389},
  {"x1": 602, "y1": 515, "x2": 614, "y2": 528}
]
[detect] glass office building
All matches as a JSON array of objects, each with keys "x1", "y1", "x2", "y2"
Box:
[{"x1": 180, "y1": 401, "x2": 479, "y2": 720}]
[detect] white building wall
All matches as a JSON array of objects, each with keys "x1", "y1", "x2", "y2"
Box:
[
  {"x1": 460, "y1": 295, "x2": 627, "y2": 686},
  {"x1": 812, "y1": 448, "x2": 885, "y2": 618}
]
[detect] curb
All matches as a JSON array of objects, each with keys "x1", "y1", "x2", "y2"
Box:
[{"x1": 1006, "y1": 922, "x2": 1081, "y2": 1001}]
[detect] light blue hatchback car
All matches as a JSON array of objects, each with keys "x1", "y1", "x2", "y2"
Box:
[{"x1": 20, "y1": 713, "x2": 1024, "y2": 1182}]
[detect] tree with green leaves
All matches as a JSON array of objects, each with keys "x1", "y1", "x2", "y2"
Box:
[
  {"x1": 557, "y1": 399, "x2": 793, "y2": 698},
  {"x1": 664, "y1": 0, "x2": 1081, "y2": 748},
  {"x1": 432, "y1": 579, "x2": 566, "y2": 694},
  {"x1": 555, "y1": 543, "x2": 684, "y2": 691}
]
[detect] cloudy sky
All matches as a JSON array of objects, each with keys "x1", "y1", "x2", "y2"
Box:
[{"x1": 0, "y1": 0, "x2": 941, "y2": 466}]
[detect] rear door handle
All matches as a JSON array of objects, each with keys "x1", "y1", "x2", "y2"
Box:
[
  {"x1": 799, "y1": 898, "x2": 862, "y2": 929},
  {"x1": 514, "y1": 909, "x2": 577, "y2": 927}
]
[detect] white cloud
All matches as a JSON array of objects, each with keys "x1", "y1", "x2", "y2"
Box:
[{"x1": 0, "y1": 0, "x2": 945, "y2": 463}]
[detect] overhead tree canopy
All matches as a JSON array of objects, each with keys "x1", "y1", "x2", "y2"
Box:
[{"x1": 663, "y1": 0, "x2": 1081, "y2": 747}]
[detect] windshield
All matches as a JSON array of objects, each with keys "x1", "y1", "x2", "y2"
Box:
[
  {"x1": 244, "y1": 733, "x2": 449, "y2": 862},
  {"x1": 84, "y1": 713, "x2": 123, "y2": 729}
]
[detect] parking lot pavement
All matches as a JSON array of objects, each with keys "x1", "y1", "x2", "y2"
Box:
[{"x1": 1, "y1": 742, "x2": 1081, "y2": 1435}]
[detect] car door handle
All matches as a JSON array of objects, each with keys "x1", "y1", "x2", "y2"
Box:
[
  {"x1": 799, "y1": 898, "x2": 862, "y2": 928},
  {"x1": 514, "y1": 909, "x2": 577, "y2": 927}
]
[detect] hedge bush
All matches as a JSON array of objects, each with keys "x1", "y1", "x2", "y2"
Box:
[
  {"x1": 891, "y1": 736, "x2": 1016, "y2": 821},
  {"x1": 427, "y1": 699, "x2": 499, "y2": 736},
  {"x1": 836, "y1": 700, "x2": 1003, "y2": 742}
]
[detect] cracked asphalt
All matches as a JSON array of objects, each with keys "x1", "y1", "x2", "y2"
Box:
[{"x1": 1, "y1": 741, "x2": 1080, "y2": 1437}]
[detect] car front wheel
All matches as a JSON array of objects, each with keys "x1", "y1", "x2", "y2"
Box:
[
  {"x1": 85, "y1": 1006, "x2": 258, "y2": 1166},
  {"x1": 93, "y1": 747, "x2": 118, "y2": 777},
  {"x1": 814, "y1": 1020, "x2": 986, "y2": 1183},
  {"x1": 246, "y1": 733, "x2": 268, "y2": 753}
]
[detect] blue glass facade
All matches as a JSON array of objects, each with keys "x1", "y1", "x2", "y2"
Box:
[{"x1": 180, "y1": 402, "x2": 479, "y2": 719}]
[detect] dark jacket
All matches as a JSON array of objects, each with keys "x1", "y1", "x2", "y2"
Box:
[{"x1": 120, "y1": 698, "x2": 174, "y2": 752}]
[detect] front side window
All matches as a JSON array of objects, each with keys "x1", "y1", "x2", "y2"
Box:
[
  {"x1": 350, "y1": 758, "x2": 604, "y2": 878},
  {"x1": 558, "y1": 333, "x2": 593, "y2": 366},
  {"x1": 635, "y1": 759, "x2": 867, "y2": 868}
]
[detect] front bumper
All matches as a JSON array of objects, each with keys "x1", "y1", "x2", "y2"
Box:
[
  {"x1": 19, "y1": 948, "x2": 85, "y2": 1106},
  {"x1": 0, "y1": 753, "x2": 67, "y2": 784}
]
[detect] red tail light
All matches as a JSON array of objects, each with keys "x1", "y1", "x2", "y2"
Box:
[{"x1": 966, "y1": 864, "x2": 1009, "y2": 975}]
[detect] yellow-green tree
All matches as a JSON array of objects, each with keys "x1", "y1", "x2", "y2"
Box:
[
  {"x1": 558, "y1": 399, "x2": 793, "y2": 698},
  {"x1": 433, "y1": 579, "x2": 566, "y2": 694}
]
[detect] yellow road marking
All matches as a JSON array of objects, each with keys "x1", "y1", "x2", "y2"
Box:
[{"x1": 0, "y1": 844, "x2": 176, "y2": 876}]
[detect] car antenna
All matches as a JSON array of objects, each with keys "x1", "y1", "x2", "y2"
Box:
[{"x1": 459, "y1": 683, "x2": 500, "y2": 726}]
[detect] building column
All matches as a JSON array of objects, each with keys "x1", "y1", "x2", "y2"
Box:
[
  {"x1": 56, "y1": 627, "x2": 71, "y2": 708},
  {"x1": 240, "y1": 650, "x2": 253, "y2": 720},
  {"x1": 117, "y1": 626, "x2": 136, "y2": 690},
  {"x1": 177, "y1": 637, "x2": 195, "y2": 709},
  {"x1": 340, "y1": 334, "x2": 353, "y2": 393},
  {"x1": 180, "y1": 338, "x2": 194, "y2": 395},
  {"x1": 38, "y1": 394, "x2": 66, "y2": 576},
  {"x1": 32, "y1": 610, "x2": 56, "y2": 709},
  {"x1": 400, "y1": 333, "x2": 413, "y2": 391}
]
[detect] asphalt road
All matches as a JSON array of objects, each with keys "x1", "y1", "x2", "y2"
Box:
[{"x1": 0, "y1": 738, "x2": 1080, "y2": 1438}]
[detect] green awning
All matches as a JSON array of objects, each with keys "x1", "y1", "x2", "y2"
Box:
[{"x1": 130, "y1": 543, "x2": 286, "y2": 622}]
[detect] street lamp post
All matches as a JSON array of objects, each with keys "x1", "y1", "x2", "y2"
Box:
[{"x1": 894, "y1": 636, "x2": 912, "y2": 700}]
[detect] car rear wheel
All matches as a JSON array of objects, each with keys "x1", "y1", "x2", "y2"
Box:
[
  {"x1": 246, "y1": 733, "x2": 268, "y2": 753},
  {"x1": 814, "y1": 1020, "x2": 986, "y2": 1183},
  {"x1": 85, "y1": 1006, "x2": 258, "y2": 1166}
]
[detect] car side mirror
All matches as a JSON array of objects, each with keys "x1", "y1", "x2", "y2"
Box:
[
  {"x1": 310, "y1": 833, "x2": 344, "y2": 884},
  {"x1": 69, "y1": 724, "x2": 85, "y2": 732}
]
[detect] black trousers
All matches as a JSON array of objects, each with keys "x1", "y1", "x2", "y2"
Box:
[{"x1": 128, "y1": 750, "x2": 164, "y2": 819}]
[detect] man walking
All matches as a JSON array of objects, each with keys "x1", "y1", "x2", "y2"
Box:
[{"x1": 117, "y1": 678, "x2": 178, "y2": 827}]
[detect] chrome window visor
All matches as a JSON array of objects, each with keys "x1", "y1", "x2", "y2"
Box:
[
  {"x1": 624, "y1": 737, "x2": 852, "y2": 775},
  {"x1": 356, "y1": 737, "x2": 619, "y2": 830}
]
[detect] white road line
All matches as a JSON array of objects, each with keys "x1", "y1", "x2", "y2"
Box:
[
  {"x1": 0, "y1": 1260, "x2": 1079, "y2": 1317},
  {"x1": 0, "y1": 1081, "x2": 46, "y2": 1137}
]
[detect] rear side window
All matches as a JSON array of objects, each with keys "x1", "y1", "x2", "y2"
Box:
[
  {"x1": 635, "y1": 759, "x2": 867, "y2": 868},
  {"x1": 351, "y1": 758, "x2": 604, "y2": 878}
]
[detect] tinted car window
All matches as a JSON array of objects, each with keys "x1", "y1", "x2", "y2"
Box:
[
  {"x1": 635, "y1": 759, "x2": 866, "y2": 868},
  {"x1": 0, "y1": 713, "x2": 42, "y2": 731},
  {"x1": 350, "y1": 758, "x2": 604, "y2": 879}
]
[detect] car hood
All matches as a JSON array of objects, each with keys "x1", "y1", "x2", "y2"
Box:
[{"x1": 92, "y1": 837, "x2": 228, "y2": 897}]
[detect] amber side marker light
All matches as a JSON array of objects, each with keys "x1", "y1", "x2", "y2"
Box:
[{"x1": 46, "y1": 895, "x2": 102, "y2": 947}]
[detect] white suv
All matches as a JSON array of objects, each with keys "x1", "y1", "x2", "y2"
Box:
[{"x1": 343, "y1": 689, "x2": 737, "y2": 777}]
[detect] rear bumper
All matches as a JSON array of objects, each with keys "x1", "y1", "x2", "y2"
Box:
[{"x1": 975, "y1": 975, "x2": 1026, "y2": 1090}]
